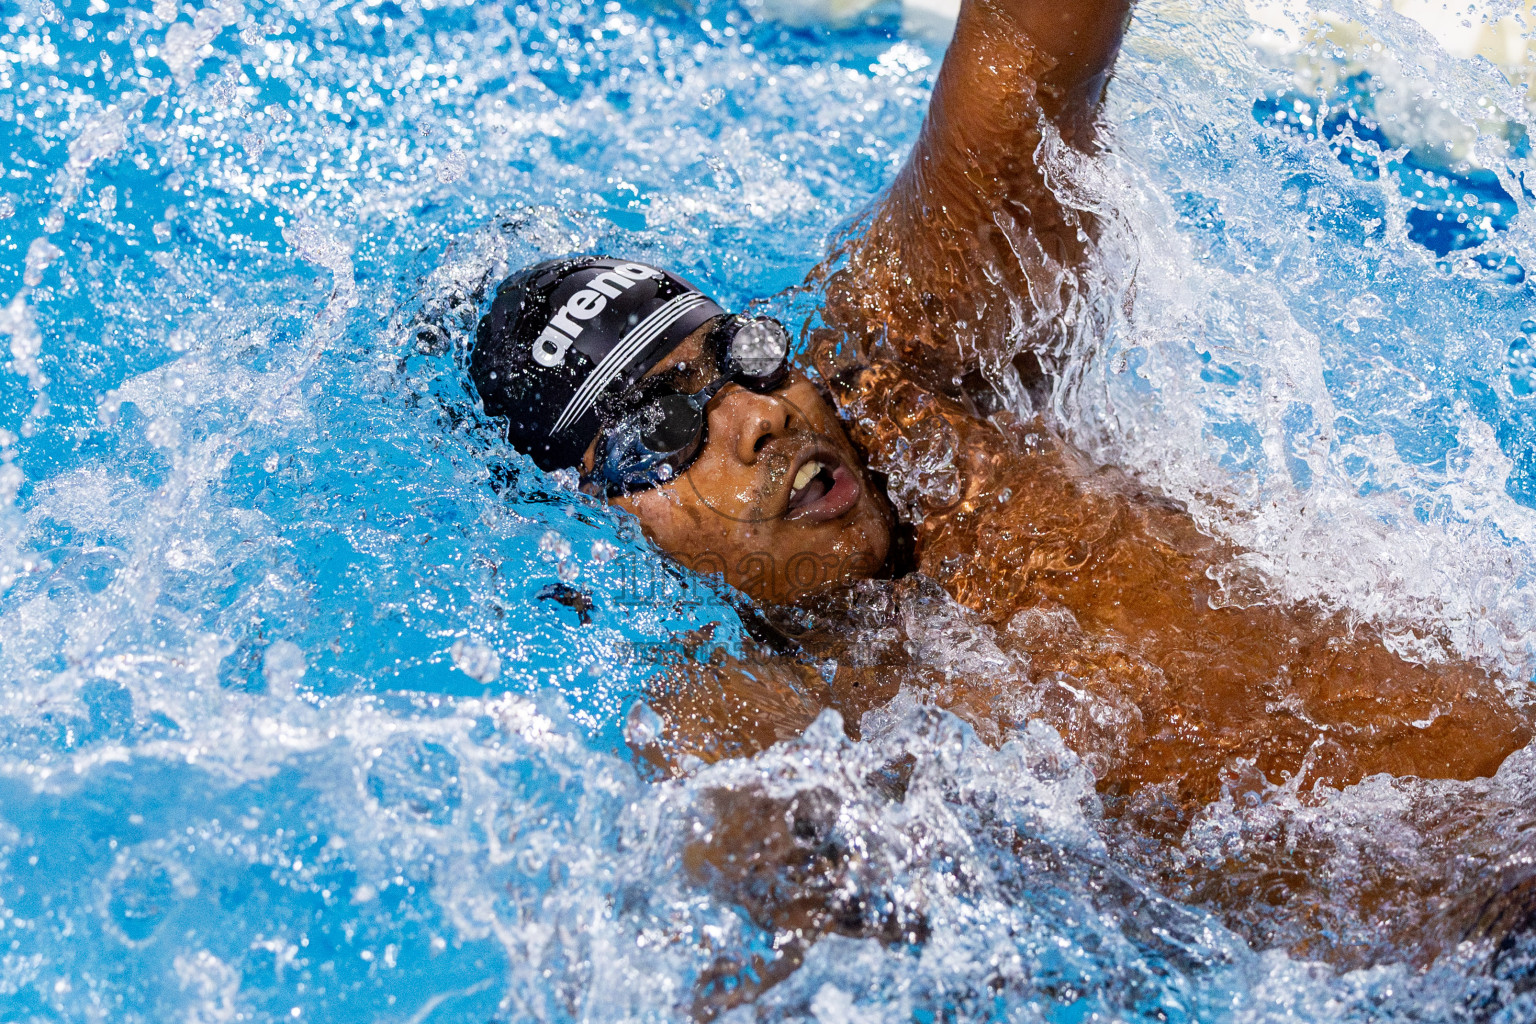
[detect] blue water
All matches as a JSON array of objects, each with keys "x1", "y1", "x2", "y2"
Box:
[{"x1": 1, "y1": 0, "x2": 1535, "y2": 1020}]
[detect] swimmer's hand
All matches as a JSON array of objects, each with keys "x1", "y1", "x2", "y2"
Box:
[{"x1": 683, "y1": 785, "x2": 928, "y2": 1021}]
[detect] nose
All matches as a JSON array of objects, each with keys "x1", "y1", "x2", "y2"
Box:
[{"x1": 710, "y1": 386, "x2": 792, "y2": 465}]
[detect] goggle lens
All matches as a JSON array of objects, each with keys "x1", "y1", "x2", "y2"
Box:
[
  {"x1": 726, "y1": 319, "x2": 790, "y2": 382},
  {"x1": 640, "y1": 392, "x2": 705, "y2": 454},
  {"x1": 587, "y1": 315, "x2": 793, "y2": 495}
]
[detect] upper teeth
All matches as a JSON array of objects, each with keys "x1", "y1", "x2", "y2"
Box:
[{"x1": 793, "y1": 461, "x2": 822, "y2": 491}]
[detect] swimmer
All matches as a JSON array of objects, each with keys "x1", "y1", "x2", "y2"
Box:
[{"x1": 469, "y1": 0, "x2": 1531, "y2": 988}]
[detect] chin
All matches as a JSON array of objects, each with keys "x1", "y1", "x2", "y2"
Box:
[{"x1": 833, "y1": 499, "x2": 892, "y2": 579}]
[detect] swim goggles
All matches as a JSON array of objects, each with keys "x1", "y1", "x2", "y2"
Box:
[{"x1": 582, "y1": 314, "x2": 793, "y2": 496}]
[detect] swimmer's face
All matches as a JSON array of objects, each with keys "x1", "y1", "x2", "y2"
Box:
[{"x1": 589, "y1": 328, "x2": 892, "y2": 605}]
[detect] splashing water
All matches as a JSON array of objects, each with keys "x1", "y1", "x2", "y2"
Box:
[
  {"x1": 0, "y1": 0, "x2": 1534, "y2": 1019},
  {"x1": 1054, "y1": 0, "x2": 1536, "y2": 684}
]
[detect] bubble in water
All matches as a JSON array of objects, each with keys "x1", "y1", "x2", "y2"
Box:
[
  {"x1": 64, "y1": 108, "x2": 128, "y2": 184},
  {"x1": 538, "y1": 530, "x2": 572, "y2": 561},
  {"x1": 365, "y1": 737, "x2": 462, "y2": 824},
  {"x1": 161, "y1": 3, "x2": 239, "y2": 85},
  {"x1": 262, "y1": 640, "x2": 306, "y2": 692},
  {"x1": 0, "y1": 293, "x2": 46, "y2": 406},
  {"x1": 171, "y1": 951, "x2": 239, "y2": 1022},
  {"x1": 0, "y1": 462, "x2": 24, "y2": 505},
  {"x1": 436, "y1": 150, "x2": 469, "y2": 185},
  {"x1": 208, "y1": 70, "x2": 240, "y2": 108},
  {"x1": 23, "y1": 238, "x2": 61, "y2": 287},
  {"x1": 623, "y1": 700, "x2": 663, "y2": 747},
  {"x1": 107, "y1": 861, "x2": 178, "y2": 944},
  {"x1": 95, "y1": 389, "x2": 122, "y2": 427},
  {"x1": 144, "y1": 417, "x2": 181, "y2": 450},
  {"x1": 450, "y1": 638, "x2": 501, "y2": 683},
  {"x1": 241, "y1": 132, "x2": 266, "y2": 161}
]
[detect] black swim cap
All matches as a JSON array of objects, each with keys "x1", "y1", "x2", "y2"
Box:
[{"x1": 471, "y1": 256, "x2": 725, "y2": 472}]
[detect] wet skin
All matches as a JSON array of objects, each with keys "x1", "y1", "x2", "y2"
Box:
[
  {"x1": 589, "y1": 0, "x2": 1536, "y2": 1002},
  {"x1": 593, "y1": 0, "x2": 1531, "y2": 806},
  {"x1": 587, "y1": 329, "x2": 893, "y2": 607}
]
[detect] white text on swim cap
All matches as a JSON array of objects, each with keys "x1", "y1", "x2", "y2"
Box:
[{"x1": 531, "y1": 263, "x2": 654, "y2": 367}]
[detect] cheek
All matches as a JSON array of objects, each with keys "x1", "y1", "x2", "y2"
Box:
[
  {"x1": 620, "y1": 484, "x2": 743, "y2": 555},
  {"x1": 847, "y1": 491, "x2": 892, "y2": 551},
  {"x1": 682, "y1": 454, "x2": 775, "y2": 519},
  {"x1": 638, "y1": 494, "x2": 703, "y2": 541},
  {"x1": 786, "y1": 383, "x2": 840, "y2": 429}
]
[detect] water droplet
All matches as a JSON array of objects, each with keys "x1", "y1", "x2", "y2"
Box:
[
  {"x1": 262, "y1": 640, "x2": 306, "y2": 692},
  {"x1": 450, "y1": 637, "x2": 501, "y2": 683}
]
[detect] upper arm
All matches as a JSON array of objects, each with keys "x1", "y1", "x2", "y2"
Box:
[{"x1": 812, "y1": 0, "x2": 1132, "y2": 396}]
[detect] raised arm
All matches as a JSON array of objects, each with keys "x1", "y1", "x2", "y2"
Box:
[
  {"x1": 935, "y1": 0, "x2": 1134, "y2": 141},
  {"x1": 816, "y1": 0, "x2": 1133, "y2": 394}
]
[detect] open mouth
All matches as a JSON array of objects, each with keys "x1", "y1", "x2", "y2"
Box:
[{"x1": 784, "y1": 449, "x2": 861, "y2": 522}]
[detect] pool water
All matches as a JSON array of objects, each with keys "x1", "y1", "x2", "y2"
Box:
[{"x1": 0, "y1": 0, "x2": 1534, "y2": 1020}]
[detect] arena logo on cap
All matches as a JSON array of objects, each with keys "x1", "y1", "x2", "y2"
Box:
[{"x1": 531, "y1": 263, "x2": 656, "y2": 367}]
